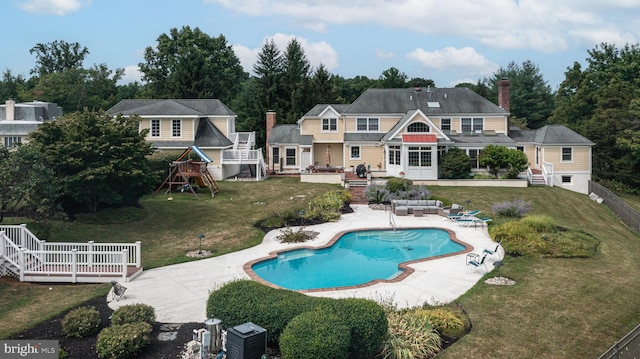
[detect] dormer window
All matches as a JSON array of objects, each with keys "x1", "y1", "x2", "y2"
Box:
[
  {"x1": 407, "y1": 122, "x2": 430, "y2": 133},
  {"x1": 322, "y1": 118, "x2": 337, "y2": 132}
]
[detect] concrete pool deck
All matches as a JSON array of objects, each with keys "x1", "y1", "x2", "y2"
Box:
[{"x1": 107, "y1": 205, "x2": 500, "y2": 323}]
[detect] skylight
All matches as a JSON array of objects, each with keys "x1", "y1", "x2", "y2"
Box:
[{"x1": 427, "y1": 102, "x2": 440, "y2": 108}]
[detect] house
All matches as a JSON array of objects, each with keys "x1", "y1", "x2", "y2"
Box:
[
  {"x1": 107, "y1": 99, "x2": 266, "y2": 180},
  {"x1": 0, "y1": 99, "x2": 62, "y2": 147},
  {"x1": 266, "y1": 80, "x2": 594, "y2": 194}
]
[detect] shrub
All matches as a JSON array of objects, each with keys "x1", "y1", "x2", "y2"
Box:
[
  {"x1": 439, "y1": 147, "x2": 472, "y2": 179},
  {"x1": 111, "y1": 304, "x2": 156, "y2": 326},
  {"x1": 519, "y1": 215, "x2": 556, "y2": 232},
  {"x1": 276, "y1": 225, "x2": 315, "y2": 243},
  {"x1": 387, "y1": 177, "x2": 413, "y2": 193},
  {"x1": 414, "y1": 307, "x2": 465, "y2": 339},
  {"x1": 489, "y1": 221, "x2": 547, "y2": 256},
  {"x1": 364, "y1": 184, "x2": 391, "y2": 203},
  {"x1": 96, "y1": 322, "x2": 152, "y2": 359},
  {"x1": 303, "y1": 190, "x2": 350, "y2": 222},
  {"x1": 380, "y1": 309, "x2": 442, "y2": 359},
  {"x1": 206, "y1": 280, "x2": 315, "y2": 346},
  {"x1": 329, "y1": 298, "x2": 388, "y2": 359},
  {"x1": 491, "y1": 197, "x2": 532, "y2": 217},
  {"x1": 279, "y1": 307, "x2": 350, "y2": 359},
  {"x1": 62, "y1": 306, "x2": 101, "y2": 338}
]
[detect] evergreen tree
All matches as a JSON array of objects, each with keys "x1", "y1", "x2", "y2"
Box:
[{"x1": 281, "y1": 39, "x2": 313, "y2": 123}]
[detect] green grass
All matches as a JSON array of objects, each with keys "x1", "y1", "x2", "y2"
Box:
[{"x1": 2, "y1": 181, "x2": 640, "y2": 358}]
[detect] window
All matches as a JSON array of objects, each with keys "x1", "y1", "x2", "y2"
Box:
[
  {"x1": 3, "y1": 136, "x2": 21, "y2": 147},
  {"x1": 562, "y1": 176, "x2": 572, "y2": 183},
  {"x1": 407, "y1": 122, "x2": 430, "y2": 133},
  {"x1": 440, "y1": 118, "x2": 451, "y2": 131},
  {"x1": 562, "y1": 147, "x2": 572, "y2": 162},
  {"x1": 388, "y1": 145, "x2": 401, "y2": 165},
  {"x1": 285, "y1": 148, "x2": 296, "y2": 166},
  {"x1": 350, "y1": 146, "x2": 361, "y2": 160},
  {"x1": 516, "y1": 146, "x2": 524, "y2": 152},
  {"x1": 150, "y1": 119, "x2": 160, "y2": 137},
  {"x1": 322, "y1": 118, "x2": 337, "y2": 132},
  {"x1": 272, "y1": 147, "x2": 280, "y2": 166},
  {"x1": 468, "y1": 149, "x2": 480, "y2": 169},
  {"x1": 461, "y1": 118, "x2": 483, "y2": 132},
  {"x1": 172, "y1": 120, "x2": 181, "y2": 137},
  {"x1": 408, "y1": 146, "x2": 432, "y2": 167},
  {"x1": 356, "y1": 117, "x2": 379, "y2": 131}
]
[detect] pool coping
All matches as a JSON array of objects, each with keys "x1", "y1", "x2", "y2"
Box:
[{"x1": 243, "y1": 226, "x2": 473, "y2": 293}]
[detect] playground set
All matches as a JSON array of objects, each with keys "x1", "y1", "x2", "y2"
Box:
[{"x1": 154, "y1": 146, "x2": 220, "y2": 200}]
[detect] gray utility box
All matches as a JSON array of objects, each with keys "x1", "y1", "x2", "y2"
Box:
[{"x1": 226, "y1": 322, "x2": 267, "y2": 359}]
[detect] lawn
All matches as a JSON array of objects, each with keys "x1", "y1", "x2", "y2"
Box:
[{"x1": 2, "y1": 179, "x2": 640, "y2": 358}]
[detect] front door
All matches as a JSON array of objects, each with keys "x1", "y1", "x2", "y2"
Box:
[{"x1": 301, "y1": 149, "x2": 311, "y2": 170}]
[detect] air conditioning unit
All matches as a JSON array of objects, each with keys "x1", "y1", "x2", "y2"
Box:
[{"x1": 225, "y1": 322, "x2": 267, "y2": 359}]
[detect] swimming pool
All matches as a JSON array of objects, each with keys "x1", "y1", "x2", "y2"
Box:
[{"x1": 248, "y1": 228, "x2": 467, "y2": 291}]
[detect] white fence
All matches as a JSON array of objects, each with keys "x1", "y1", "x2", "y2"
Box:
[{"x1": 0, "y1": 225, "x2": 141, "y2": 283}]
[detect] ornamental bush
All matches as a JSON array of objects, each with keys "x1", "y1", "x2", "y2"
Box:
[
  {"x1": 414, "y1": 307, "x2": 465, "y2": 340},
  {"x1": 328, "y1": 298, "x2": 388, "y2": 359},
  {"x1": 62, "y1": 306, "x2": 101, "y2": 338},
  {"x1": 111, "y1": 303, "x2": 156, "y2": 326},
  {"x1": 206, "y1": 280, "x2": 315, "y2": 346},
  {"x1": 364, "y1": 184, "x2": 391, "y2": 204},
  {"x1": 380, "y1": 309, "x2": 442, "y2": 359},
  {"x1": 387, "y1": 177, "x2": 413, "y2": 193},
  {"x1": 96, "y1": 322, "x2": 152, "y2": 359},
  {"x1": 491, "y1": 197, "x2": 532, "y2": 217},
  {"x1": 279, "y1": 307, "x2": 350, "y2": 359},
  {"x1": 439, "y1": 147, "x2": 472, "y2": 179}
]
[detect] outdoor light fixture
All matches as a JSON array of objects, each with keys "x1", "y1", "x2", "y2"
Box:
[
  {"x1": 465, "y1": 199, "x2": 471, "y2": 211},
  {"x1": 197, "y1": 234, "x2": 205, "y2": 254}
]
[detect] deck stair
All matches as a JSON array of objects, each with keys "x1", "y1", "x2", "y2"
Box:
[
  {"x1": 0, "y1": 224, "x2": 142, "y2": 283},
  {"x1": 529, "y1": 169, "x2": 547, "y2": 186}
]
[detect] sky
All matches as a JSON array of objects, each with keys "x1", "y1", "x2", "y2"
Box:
[{"x1": 2, "y1": 0, "x2": 640, "y2": 91}]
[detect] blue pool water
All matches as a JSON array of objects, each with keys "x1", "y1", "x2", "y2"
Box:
[{"x1": 251, "y1": 228, "x2": 465, "y2": 290}]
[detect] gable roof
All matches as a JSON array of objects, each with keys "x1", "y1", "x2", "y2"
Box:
[
  {"x1": 194, "y1": 118, "x2": 233, "y2": 147},
  {"x1": 301, "y1": 104, "x2": 350, "y2": 118},
  {"x1": 343, "y1": 87, "x2": 507, "y2": 115},
  {"x1": 107, "y1": 99, "x2": 236, "y2": 117},
  {"x1": 510, "y1": 125, "x2": 594, "y2": 145}
]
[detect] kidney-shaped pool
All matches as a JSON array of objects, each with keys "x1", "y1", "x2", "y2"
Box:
[{"x1": 247, "y1": 228, "x2": 468, "y2": 291}]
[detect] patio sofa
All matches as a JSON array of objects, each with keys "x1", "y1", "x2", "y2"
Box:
[{"x1": 392, "y1": 199, "x2": 444, "y2": 216}]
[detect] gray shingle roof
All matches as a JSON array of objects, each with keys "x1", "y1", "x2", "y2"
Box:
[
  {"x1": 302, "y1": 104, "x2": 350, "y2": 117},
  {"x1": 448, "y1": 132, "x2": 516, "y2": 146},
  {"x1": 510, "y1": 125, "x2": 594, "y2": 145},
  {"x1": 0, "y1": 122, "x2": 41, "y2": 136},
  {"x1": 344, "y1": 133, "x2": 386, "y2": 142},
  {"x1": 268, "y1": 124, "x2": 303, "y2": 144},
  {"x1": 344, "y1": 87, "x2": 507, "y2": 115},
  {"x1": 194, "y1": 118, "x2": 233, "y2": 148},
  {"x1": 107, "y1": 99, "x2": 236, "y2": 117}
]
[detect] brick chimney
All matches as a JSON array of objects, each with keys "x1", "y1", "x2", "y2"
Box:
[
  {"x1": 498, "y1": 78, "x2": 510, "y2": 113},
  {"x1": 5, "y1": 99, "x2": 15, "y2": 121},
  {"x1": 265, "y1": 111, "x2": 276, "y2": 164}
]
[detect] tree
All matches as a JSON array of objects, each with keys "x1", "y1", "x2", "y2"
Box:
[
  {"x1": 0, "y1": 69, "x2": 27, "y2": 101},
  {"x1": 29, "y1": 110, "x2": 156, "y2": 213},
  {"x1": 281, "y1": 39, "x2": 313, "y2": 123},
  {"x1": 311, "y1": 64, "x2": 337, "y2": 104},
  {"x1": 0, "y1": 144, "x2": 58, "y2": 222},
  {"x1": 439, "y1": 147, "x2": 471, "y2": 179},
  {"x1": 483, "y1": 61, "x2": 554, "y2": 129},
  {"x1": 139, "y1": 26, "x2": 246, "y2": 102},
  {"x1": 30, "y1": 40, "x2": 89, "y2": 76},
  {"x1": 549, "y1": 43, "x2": 640, "y2": 188},
  {"x1": 253, "y1": 39, "x2": 285, "y2": 113},
  {"x1": 478, "y1": 145, "x2": 528, "y2": 178},
  {"x1": 379, "y1": 67, "x2": 408, "y2": 88}
]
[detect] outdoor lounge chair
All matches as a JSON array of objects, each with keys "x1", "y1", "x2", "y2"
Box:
[
  {"x1": 458, "y1": 216, "x2": 492, "y2": 228},
  {"x1": 111, "y1": 281, "x2": 127, "y2": 301},
  {"x1": 447, "y1": 210, "x2": 480, "y2": 222},
  {"x1": 483, "y1": 241, "x2": 501, "y2": 258},
  {"x1": 466, "y1": 253, "x2": 488, "y2": 273}
]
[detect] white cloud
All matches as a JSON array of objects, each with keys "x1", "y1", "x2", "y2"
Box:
[
  {"x1": 407, "y1": 47, "x2": 499, "y2": 79},
  {"x1": 119, "y1": 65, "x2": 143, "y2": 84},
  {"x1": 206, "y1": 0, "x2": 640, "y2": 52},
  {"x1": 18, "y1": 0, "x2": 90, "y2": 15},
  {"x1": 232, "y1": 44, "x2": 260, "y2": 74}
]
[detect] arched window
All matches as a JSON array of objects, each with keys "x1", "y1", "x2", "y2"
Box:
[{"x1": 407, "y1": 122, "x2": 430, "y2": 133}]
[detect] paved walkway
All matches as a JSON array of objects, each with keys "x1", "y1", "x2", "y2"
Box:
[{"x1": 107, "y1": 205, "x2": 499, "y2": 323}]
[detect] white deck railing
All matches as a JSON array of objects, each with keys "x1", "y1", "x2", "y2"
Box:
[
  {"x1": 0, "y1": 225, "x2": 141, "y2": 283},
  {"x1": 542, "y1": 162, "x2": 554, "y2": 186}
]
